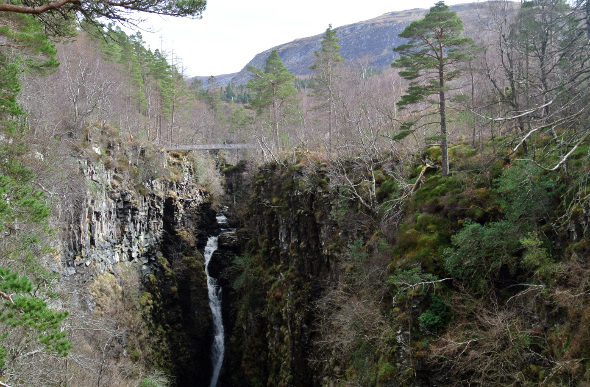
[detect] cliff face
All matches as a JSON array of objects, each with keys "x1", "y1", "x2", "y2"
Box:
[
  {"x1": 63, "y1": 145, "x2": 216, "y2": 271},
  {"x1": 225, "y1": 161, "x2": 340, "y2": 385},
  {"x1": 62, "y1": 127, "x2": 219, "y2": 385}
]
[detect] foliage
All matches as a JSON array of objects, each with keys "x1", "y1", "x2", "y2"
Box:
[
  {"x1": 418, "y1": 295, "x2": 450, "y2": 331},
  {"x1": 388, "y1": 266, "x2": 439, "y2": 290},
  {"x1": 221, "y1": 82, "x2": 250, "y2": 103},
  {"x1": 520, "y1": 232, "x2": 555, "y2": 281},
  {"x1": 0, "y1": 14, "x2": 58, "y2": 133},
  {"x1": 0, "y1": 13, "x2": 70, "y2": 380},
  {"x1": 139, "y1": 377, "x2": 165, "y2": 387},
  {"x1": 90, "y1": 24, "x2": 196, "y2": 135},
  {"x1": 441, "y1": 158, "x2": 561, "y2": 292},
  {"x1": 442, "y1": 219, "x2": 521, "y2": 292},
  {"x1": 494, "y1": 160, "x2": 559, "y2": 224},
  {"x1": 309, "y1": 24, "x2": 344, "y2": 153},
  {"x1": 0, "y1": 267, "x2": 70, "y2": 368},
  {"x1": 0, "y1": 0, "x2": 206, "y2": 37}
]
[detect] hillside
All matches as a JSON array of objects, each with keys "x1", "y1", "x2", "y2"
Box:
[{"x1": 195, "y1": 2, "x2": 515, "y2": 87}]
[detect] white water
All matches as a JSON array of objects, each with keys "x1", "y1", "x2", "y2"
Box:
[
  {"x1": 204, "y1": 236, "x2": 224, "y2": 387},
  {"x1": 216, "y1": 214, "x2": 228, "y2": 225}
]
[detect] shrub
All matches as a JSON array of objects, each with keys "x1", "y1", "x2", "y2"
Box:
[
  {"x1": 139, "y1": 378, "x2": 161, "y2": 387},
  {"x1": 442, "y1": 219, "x2": 521, "y2": 292},
  {"x1": 418, "y1": 295, "x2": 450, "y2": 331},
  {"x1": 494, "y1": 160, "x2": 559, "y2": 224}
]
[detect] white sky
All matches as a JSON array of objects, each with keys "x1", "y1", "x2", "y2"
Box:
[{"x1": 136, "y1": 0, "x2": 478, "y2": 77}]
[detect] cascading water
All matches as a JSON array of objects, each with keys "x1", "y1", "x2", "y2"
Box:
[{"x1": 204, "y1": 234, "x2": 224, "y2": 387}]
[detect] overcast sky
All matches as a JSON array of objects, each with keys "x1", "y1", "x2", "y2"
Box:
[{"x1": 137, "y1": 0, "x2": 479, "y2": 77}]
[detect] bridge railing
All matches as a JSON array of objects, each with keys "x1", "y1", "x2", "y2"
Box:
[{"x1": 165, "y1": 143, "x2": 256, "y2": 151}]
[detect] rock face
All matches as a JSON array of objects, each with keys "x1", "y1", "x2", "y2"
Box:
[
  {"x1": 65, "y1": 156, "x2": 211, "y2": 277},
  {"x1": 63, "y1": 137, "x2": 219, "y2": 386},
  {"x1": 224, "y1": 161, "x2": 340, "y2": 386}
]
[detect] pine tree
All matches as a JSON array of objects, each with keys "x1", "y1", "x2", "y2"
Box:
[
  {"x1": 310, "y1": 25, "x2": 344, "y2": 155},
  {"x1": 0, "y1": 267, "x2": 71, "y2": 369},
  {"x1": 392, "y1": 1, "x2": 476, "y2": 176},
  {"x1": 247, "y1": 49, "x2": 300, "y2": 152},
  {"x1": 0, "y1": 0, "x2": 206, "y2": 36}
]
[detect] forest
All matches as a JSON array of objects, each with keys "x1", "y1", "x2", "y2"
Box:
[{"x1": 1, "y1": 0, "x2": 590, "y2": 385}]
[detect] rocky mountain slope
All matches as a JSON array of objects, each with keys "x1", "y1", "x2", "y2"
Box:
[{"x1": 195, "y1": 2, "x2": 515, "y2": 87}]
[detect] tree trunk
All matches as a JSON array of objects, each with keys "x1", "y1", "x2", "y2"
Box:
[
  {"x1": 273, "y1": 97, "x2": 280, "y2": 152},
  {"x1": 439, "y1": 66, "x2": 449, "y2": 177},
  {"x1": 328, "y1": 87, "x2": 333, "y2": 156}
]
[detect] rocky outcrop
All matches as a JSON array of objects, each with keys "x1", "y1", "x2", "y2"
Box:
[
  {"x1": 64, "y1": 154, "x2": 211, "y2": 278},
  {"x1": 63, "y1": 132, "x2": 220, "y2": 386}
]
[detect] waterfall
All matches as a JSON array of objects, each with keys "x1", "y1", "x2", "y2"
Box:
[{"x1": 204, "y1": 235, "x2": 224, "y2": 387}]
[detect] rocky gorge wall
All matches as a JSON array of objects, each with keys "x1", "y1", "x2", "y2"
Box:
[
  {"x1": 224, "y1": 161, "x2": 342, "y2": 386},
  {"x1": 60, "y1": 128, "x2": 224, "y2": 385},
  {"x1": 64, "y1": 152, "x2": 212, "y2": 277}
]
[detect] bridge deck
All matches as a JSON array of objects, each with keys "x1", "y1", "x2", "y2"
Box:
[{"x1": 166, "y1": 143, "x2": 255, "y2": 151}]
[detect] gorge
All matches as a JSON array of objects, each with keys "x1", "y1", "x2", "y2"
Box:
[
  {"x1": 56, "y1": 141, "x2": 590, "y2": 386},
  {"x1": 1, "y1": 1, "x2": 590, "y2": 386},
  {"x1": 0, "y1": 113, "x2": 588, "y2": 386}
]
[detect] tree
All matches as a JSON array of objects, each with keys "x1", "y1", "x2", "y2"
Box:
[
  {"x1": 392, "y1": 1, "x2": 476, "y2": 176},
  {"x1": 247, "y1": 49, "x2": 300, "y2": 152},
  {"x1": 512, "y1": 1, "x2": 588, "y2": 170},
  {"x1": 0, "y1": 0, "x2": 206, "y2": 36},
  {"x1": 310, "y1": 25, "x2": 344, "y2": 155},
  {"x1": 479, "y1": 0, "x2": 590, "y2": 177}
]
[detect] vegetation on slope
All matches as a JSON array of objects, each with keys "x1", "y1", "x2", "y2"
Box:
[{"x1": 229, "y1": 132, "x2": 589, "y2": 385}]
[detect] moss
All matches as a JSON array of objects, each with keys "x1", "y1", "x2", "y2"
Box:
[
  {"x1": 376, "y1": 177, "x2": 396, "y2": 202},
  {"x1": 135, "y1": 182, "x2": 149, "y2": 196},
  {"x1": 423, "y1": 146, "x2": 442, "y2": 162},
  {"x1": 449, "y1": 143, "x2": 477, "y2": 159},
  {"x1": 413, "y1": 174, "x2": 462, "y2": 209}
]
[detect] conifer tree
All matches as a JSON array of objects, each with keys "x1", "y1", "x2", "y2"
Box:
[
  {"x1": 392, "y1": 1, "x2": 475, "y2": 176},
  {"x1": 0, "y1": 0, "x2": 206, "y2": 36},
  {"x1": 310, "y1": 25, "x2": 344, "y2": 154},
  {"x1": 247, "y1": 49, "x2": 300, "y2": 152}
]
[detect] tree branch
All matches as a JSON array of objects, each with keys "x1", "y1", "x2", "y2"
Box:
[
  {"x1": 393, "y1": 278, "x2": 451, "y2": 304},
  {"x1": 0, "y1": 291, "x2": 14, "y2": 304},
  {"x1": 0, "y1": 0, "x2": 80, "y2": 14},
  {"x1": 0, "y1": 291, "x2": 14, "y2": 305}
]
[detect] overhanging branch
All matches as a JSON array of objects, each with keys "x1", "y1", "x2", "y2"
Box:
[{"x1": 0, "y1": 0, "x2": 80, "y2": 14}]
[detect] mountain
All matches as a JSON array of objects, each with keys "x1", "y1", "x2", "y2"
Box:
[{"x1": 193, "y1": 2, "x2": 513, "y2": 88}]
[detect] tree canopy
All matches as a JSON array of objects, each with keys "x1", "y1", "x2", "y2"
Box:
[
  {"x1": 392, "y1": 1, "x2": 475, "y2": 176},
  {"x1": 247, "y1": 49, "x2": 300, "y2": 152},
  {"x1": 0, "y1": 0, "x2": 206, "y2": 35}
]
